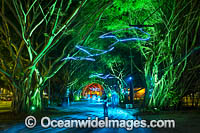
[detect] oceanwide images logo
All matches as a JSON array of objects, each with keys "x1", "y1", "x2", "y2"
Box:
[
  {"x1": 39, "y1": 116, "x2": 144, "y2": 130},
  {"x1": 25, "y1": 116, "x2": 175, "y2": 130}
]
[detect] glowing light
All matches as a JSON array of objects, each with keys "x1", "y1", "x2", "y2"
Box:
[
  {"x1": 61, "y1": 57, "x2": 95, "y2": 61},
  {"x1": 75, "y1": 96, "x2": 80, "y2": 101},
  {"x1": 62, "y1": 46, "x2": 114, "y2": 61},
  {"x1": 62, "y1": 27, "x2": 150, "y2": 62},
  {"x1": 89, "y1": 87, "x2": 100, "y2": 91},
  {"x1": 89, "y1": 73, "x2": 115, "y2": 79},
  {"x1": 128, "y1": 77, "x2": 133, "y2": 80},
  {"x1": 108, "y1": 93, "x2": 111, "y2": 97},
  {"x1": 75, "y1": 45, "x2": 115, "y2": 57},
  {"x1": 92, "y1": 95, "x2": 97, "y2": 101},
  {"x1": 75, "y1": 45, "x2": 93, "y2": 56},
  {"x1": 99, "y1": 27, "x2": 150, "y2": 47},
  {"x1": 98, "y1": 97, "x2": 101, "y2": 102},
  {"x1": 31, "y1": 106, "x2": 36, "y2": 111}
]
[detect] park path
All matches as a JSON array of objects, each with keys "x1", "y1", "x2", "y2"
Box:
[{"x1": 2, "y1": 101, "x2": 151, "y2": 133}]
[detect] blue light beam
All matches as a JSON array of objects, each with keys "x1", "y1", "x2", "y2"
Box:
[
  {"x1": 62, "y1": 27, "x2": 150, "y2": 62},
  {"x1": 75, "y1": 45, "x2": 115, "y2": 57},
  {"x1": 62, "y1": 46, "x2": 115, "y2": 61},
  {"x1": 99, "y1": 27, "x2": 150, "y2": 47},
  {"x1": 61, "y1": 57, "x2": 95, "y2": 61},
  {"x1": 89, "y1": 73, "x2": 115, "y2": 79}
]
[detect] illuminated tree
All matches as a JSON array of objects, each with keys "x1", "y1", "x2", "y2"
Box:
[
  {"x1": 137, "y1": 0, "x2": 200, "y2": 109},
  {"x1": 85, "y1": 0, "x2": 200, "y2": 109},
  {"x1": 0, "y1": 0, "x2": 111, "y2": 113}
]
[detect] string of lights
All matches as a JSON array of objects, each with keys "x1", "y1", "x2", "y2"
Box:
[
  {"x1": 61, "y1": 57, "x2": 96, "y2": 61},
  {"x1": 99, "y1": 27, "x2": 151, "y2": 47},
  {"x1": 62, "y1": 27, "x2": 150, "y2": 61},
  {"x1": 89, "y1": 73, "x2": 115, "y2": 79},
  {"x1": 75, "y1": 45, "x2": 115, "y2": 57}
]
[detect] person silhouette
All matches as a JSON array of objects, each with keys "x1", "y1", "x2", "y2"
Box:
[{"x1": 102, "y1": 92, "x2": 108, "y2": 117}]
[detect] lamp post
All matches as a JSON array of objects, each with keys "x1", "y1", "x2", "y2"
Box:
[{"x1": 128, "y1": 76, "x2": 134, "y2": 107}]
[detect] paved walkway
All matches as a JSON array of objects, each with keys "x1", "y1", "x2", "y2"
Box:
[{"x1": 2, "y1": 101, "x2": 151, "y2": 133}]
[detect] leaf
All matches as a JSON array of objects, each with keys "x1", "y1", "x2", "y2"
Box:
[{"x1": 43, "y1": 33, "x2": 49, "y2": 37}]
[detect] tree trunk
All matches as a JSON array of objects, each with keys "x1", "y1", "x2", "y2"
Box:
[{"x1": 12, "y1": 87, "x2": 42, "y2": 113}]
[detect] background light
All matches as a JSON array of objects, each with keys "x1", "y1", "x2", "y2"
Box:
[
  {"x1": 75, "y1": 96, "x2": 80, "y2": 101},
  {"x1": 92, "y1": 95, "x2": 97, "y2": 101},
  {"x1": 62, "y1": 27, "x2": 150, "y2": 62},
  {"x1": 98, "y1": 97, "x2": 101, "y2": 102},
  {"x1": 31, "y1": 106, "x2": 35, "y2": 111},
  {"x1": 129, "y1": 77, "x2": 133, "y2": 80}
]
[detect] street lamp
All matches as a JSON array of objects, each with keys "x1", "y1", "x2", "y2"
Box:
[
  {"x1": 31, "y1": 106, "x2": 36, "y2": 111},
  {"x1": 127, "y1": 76, "x2": 134, "y2": 107},
  {"x1": 128, "y1": 77, "x2": 133, "y2": 81}
]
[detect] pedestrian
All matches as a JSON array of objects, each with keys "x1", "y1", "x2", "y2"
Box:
[
  {"x1": 112, "y1": 91, "x2": 119, "y2": 108},
  {"x1": 102, "y1": 92, "x2": 108, "y2": 117}
]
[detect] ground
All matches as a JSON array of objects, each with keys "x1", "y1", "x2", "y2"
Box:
[{"x1": 0, "y1": 100, "x2": 200, "y2": 133}]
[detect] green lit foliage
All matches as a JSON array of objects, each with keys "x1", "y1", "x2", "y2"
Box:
[
  {"x1": 140, "y1": 0, "x2": 200, "y2": 109},
  {"x1": 91, "y1": 0, "x2": 200, "y2": 110},
  {"x1": 0, "y1": 0, "x2": 110, "y2": 113},
  {"x1": 94, "y1": 0, "x2": 199, "y2": 110},
  {"x1": 67, "y1": 0, "x2": 155, "y2": 97},
  {"x1": 74, "y1": 95, "x2": 80, "y2": 101},
  {"x1": 100, "y1": 0, "x2": 159, "y2": 31}
]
